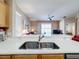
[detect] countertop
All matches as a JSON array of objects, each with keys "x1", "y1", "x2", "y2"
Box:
[{"x1": 0, "y1": 34, "x2": 79, "y2": 55}]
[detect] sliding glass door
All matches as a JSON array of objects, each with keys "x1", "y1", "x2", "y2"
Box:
[{"x1": 41, "y1": 23, "x2": 52, "y2": 36}]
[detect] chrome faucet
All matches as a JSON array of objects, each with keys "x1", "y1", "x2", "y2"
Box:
[
  {"x1": 38, "y1": 35, "x2": 44, "y2": 49},
  {"x1": 38, "y1": 35, "x2": 44, "y2": 41}
]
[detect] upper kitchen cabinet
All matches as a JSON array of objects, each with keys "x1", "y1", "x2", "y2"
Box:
[{"x1": 0, "y1": 0, "x2": 8, "y2": 27}]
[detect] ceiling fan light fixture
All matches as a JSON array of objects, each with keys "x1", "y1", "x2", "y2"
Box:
[
  {"x1": 48, "y1": 16, "x2": 54, "y2": 21},
  {"x1": 48, "y1": 18, "x2": 52, "y2": 21}
]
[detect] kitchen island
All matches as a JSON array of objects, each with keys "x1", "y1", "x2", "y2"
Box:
[{"x1": 0, "y1": 35, "x2": 78, "y2": 59}]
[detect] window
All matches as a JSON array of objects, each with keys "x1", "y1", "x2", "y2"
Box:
[{"x1": 41, "y1": 23, "x2": 52, "y2": 36}]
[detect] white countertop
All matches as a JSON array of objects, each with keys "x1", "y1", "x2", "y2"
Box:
[{"x1": 0, "y1": 35, "x2": 79, "y2": 55}]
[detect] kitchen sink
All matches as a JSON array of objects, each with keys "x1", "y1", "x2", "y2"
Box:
[
  {"x1": 19, "y1": 41, "x2": 39, "y2": 49},
  {"x1": 40, "y1": 42, "x2": 59, "y2": 49},
  {"x1": 19, "y1": 42, "x2": 59, "y2": 49}
]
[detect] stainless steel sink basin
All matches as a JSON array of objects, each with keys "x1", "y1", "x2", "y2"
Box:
[
  {"x1": 19, "y1": 42, "x2": 59, "y2": 49},
  {"x1": 40, "y1": 42, "x2": 59, "y2": 49},
  {"x1": 19, "y1": 41, "x2": 39, "y2": 49}
]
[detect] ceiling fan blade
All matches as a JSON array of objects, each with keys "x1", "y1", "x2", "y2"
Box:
[
  {"x1": 48, "y1": 14, "x2": 54, "y2": 21},
  {"x1": 51, "y1": 16, "x2": 54, "y2": 18},
  {"x1": 48, "y1": 17, "x2": 52, "y2": 21}
]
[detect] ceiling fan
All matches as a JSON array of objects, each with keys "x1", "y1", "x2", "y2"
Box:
[{"x1": 48, "y1": 15, "x2": 54, "y2": 21}]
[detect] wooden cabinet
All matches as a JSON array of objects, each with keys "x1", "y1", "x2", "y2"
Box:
[
  {"x1": 0, "y1": 2, "x2": 7, "y2": 27},
  {"x1": 0, "y1": 56, "x2": 10, "y2": 59},
  {"x1": 0, "y1": 54, "x2": 64, "y2": 59},
  {"x1": 12, "y1": 54, "x2": 64, "y2": 59},
  {"x1": 0, "y1": 0, "x2": 9, "y2": 27},
  {"x1": 41, "y1": 54, "x2": 64, "y2": 59},
  {"x1": 12, "y1": 55, "x2": 38, "y2": 59}
]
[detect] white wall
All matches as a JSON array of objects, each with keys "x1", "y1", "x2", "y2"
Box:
[
  {"x1": 59, "y1": 19, "x2": 65, "y2": 34},
  {"x1": 59, "y1": 17, "x2": 76, "y2": 35},
  {"x1": 12, "y1": 1, "x2": 30, "y2": 37},
  {"x1": 14, "y1": 11, "x2": 22, "y2": 36},
  {"x1": 64, "y1": 17, "x2": 76, "y2": 35},
  {"x1": 15, "y1": 5, "x2": 30, "y2": 30}
]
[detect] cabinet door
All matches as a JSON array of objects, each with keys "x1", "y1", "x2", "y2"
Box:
[
  {"x1": 0, "y1": 56, "x2": 10, "y2": 59},
  {"x1": 13, "y1": 55, "x2": 37, "y2": 59},
  {"x1": 0, "y1": 3, "x2": 6, "y2": 27},
  {"x1": 42, "y1": 54, "x2": 64, "y2": 59}
]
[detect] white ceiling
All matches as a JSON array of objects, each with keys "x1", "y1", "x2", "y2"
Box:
[{"x1": 16, "y1": 0, "x2": 79, "y2": 21}]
